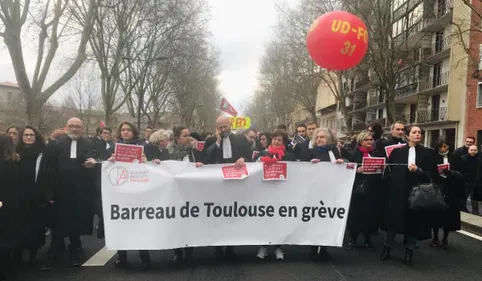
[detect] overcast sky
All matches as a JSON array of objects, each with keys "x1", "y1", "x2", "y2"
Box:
[{"x1": 0, "y1": 0, "x2": 299, "y2": 113}]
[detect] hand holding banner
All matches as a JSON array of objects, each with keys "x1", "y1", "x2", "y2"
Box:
[
  {"x1": 222, "y1": 164, "x2": 249, "y2": 180},
  {"x1": 437, "y1": 163, "x2": 450, "y2": 175}
]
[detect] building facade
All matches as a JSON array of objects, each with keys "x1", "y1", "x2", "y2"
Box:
[{"x1": 389, "y1": 0, "x2": 470, "y2": 149}]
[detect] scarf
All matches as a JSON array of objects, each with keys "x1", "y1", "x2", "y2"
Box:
[
  {"x1": 169, "y1": 140, "x2": 192, "y2": 161},
  {"x1": 316, "y1": 145, "x2": 331, "y2": 153},
  {"x1": 261, "y1": 145, "x2": 286, "y2": 163},
  {"x1": 438, "y1": 151, "x2": 449, "y2": 157},
  {"x1": 358, "y1": 146, "x2": 373, "y2": 158}
]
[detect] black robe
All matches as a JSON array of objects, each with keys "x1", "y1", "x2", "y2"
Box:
[
  {"x1": 17, "y1": 147, "x2": 46, "y2": 249},
  {"x1": 347, "y1": 149, "x2": 383, "y2": 234},
  {"x1": 206, "y1": 133, "x2": 252, "y2": 164},
  {"x1": 433, "y1": 153, "x2": 464, "y2": 231},
  {"x1": 37, "y1": 136, "x2": 97, "y2": 237},
  {"x1": 384, "y1": 145, "x2": 439, "y2": 239},
  {"x1": 303, "y1": 145, "x2": 343, "y2": 162},
  {"x1": 0, "y1": 158, "x2": 21, "y2": 248},
  {"x1": 144, "y1": 143, "x2": 169, "y2": 161}
]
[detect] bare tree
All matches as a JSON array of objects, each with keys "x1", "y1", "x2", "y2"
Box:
[
  {"x1": 0, "y1": 0, "x2": 97, "y2": 126},
  {"x1": 62, "y1": 65, "x2": 101, "y2": 134}
]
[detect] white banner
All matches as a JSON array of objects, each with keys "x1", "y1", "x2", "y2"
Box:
[{"x1": 101, "y1": 161, "x2": 356, "y2": 250}]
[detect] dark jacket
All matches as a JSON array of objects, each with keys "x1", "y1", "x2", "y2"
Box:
[
  {"x1": 451, "y1": 146, "x2": 469, "y2": 172},
  {"x1": 347, "y1": 148, "x2": 383, "y2": 234},
  {"x1": 93, "y1": 137, "x2": 115, "y2": 161},
  {"x1": 258, "y1": 150, "x2": 296, "y2": 162},
  {"x1": 0, "y1": 157, "x2": 21, "y2": 248},
  {"x1": 303, "y1": 145, "x2": 343, "y2": 162},
  {"x1": 434, "y1": 152, "x2": 464, "y2": 231},
  {"x1": 144, "y1": 142, "x2": 169, "y2": 161},
  {"x1": 383, "y1": 145, "x2": 438, "y2": 239},
  {"x1": 206, "y1": 133, "x2": 252, "y2": 164},
  {"x1": 375, "y1": 136, "x2": 406, "y2": 159}
]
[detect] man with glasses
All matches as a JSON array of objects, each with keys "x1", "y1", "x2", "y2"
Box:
[{"x1": 37, "y1": 118, "x2": 98, "y2": 271}]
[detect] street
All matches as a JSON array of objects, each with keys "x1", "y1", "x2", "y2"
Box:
[{"x1": 9, "y1": 228, "x2": 482, "y2": 281}]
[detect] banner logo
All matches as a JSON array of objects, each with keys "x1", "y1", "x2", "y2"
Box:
[{"x1": 109, "y1": 167, "x2": 129, "y2": 186}]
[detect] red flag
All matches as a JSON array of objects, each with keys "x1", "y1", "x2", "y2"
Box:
[
  {"x1": 99, "y1": 121, "x2": 106, "y2": 128},
  {"x1": 397, "y1": 59, "x2": 403, "y2": 65},
  {"x1": 220, "y1": 98, "x2": 238, "y2": 117}
]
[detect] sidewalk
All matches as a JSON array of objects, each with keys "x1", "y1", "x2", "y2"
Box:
[{"x1": 461, "y1": 201, "x2": 482, "y2": 235}]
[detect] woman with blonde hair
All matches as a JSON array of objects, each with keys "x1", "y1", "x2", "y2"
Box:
[
  {"x1": 303, "y1": 127, "x2": 345, "y2": 261},
  {"x1": 347, "y1": 130, "x2": 381, "y2": 251}
]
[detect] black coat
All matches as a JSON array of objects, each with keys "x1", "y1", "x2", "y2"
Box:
[
  {"x1": 0, "y1": 158, "x2": 21, "y2": 248},
  {"x1": 384, "y1": 145, "x2": 438, "y2": 239},
  {"x1": 37, "y1": 136, "x2": 97, "y2": 237},
  {"x1": 206, "y1": 133, "x2": 252, "y2": 164},
  {"x1": 375, "y1": 136, "x2": 406, "y2": 158},
  {"x1": 451, "y1": 146, "x2": 469, "y2": 172},
  {"x1": 144, "y1": 143, "x2": 169, "y2": 161},
  {"x1": 17, "y1": 147, "x2": 46, "y2": 249},
  {"x1": 303, "y1": 145, "x2": 343, "y2": 162},
  {"x1": 347, "y1": 149, "x2": 383, "y2": 234},
  {"x1": 93, "y1": 137, "x2": 115, "y2": 161},
  {"x1": 433, "y1": 152, "x2": 464, "y2": 231}
]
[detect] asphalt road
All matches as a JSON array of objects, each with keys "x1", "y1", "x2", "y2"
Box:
[{"x1": 7, "y1": 226, "x2": 482, "y2": 281}]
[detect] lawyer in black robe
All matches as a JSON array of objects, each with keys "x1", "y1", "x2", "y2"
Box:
[
  {"x1": 15, "y1": 126, "x2": 46, "y2": 265},
  {"x1": 347, "y1": 131, "x2": 382, "y2": 251},
  {"x1": 430, "y1": 140, "x2": 464, "y2": 248},
  {"x1": 37, "y1": 118, "x2": 98, "y2": 270},
  {"x1": 303, "y1": 128, "x2": 346, "y2": 261},
  {"x1": 0, "y1": 135, "x2": 21, "y2": 279},
  {"x1": 206, "y1": 116, "x2": 252, "y2": 259},
  {"x1": 381, "y1": 125, "x2": 438, "y2": 266}
]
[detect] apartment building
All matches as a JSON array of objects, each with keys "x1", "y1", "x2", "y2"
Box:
[
  {"x1": 338, "y1": 0, "x2": 470, "y2": 150},
  {"x1": 0, "y1": 81, "x2": 23, "y2": 130}
]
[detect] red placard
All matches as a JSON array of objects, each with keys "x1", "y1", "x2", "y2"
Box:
[
  {"x1": 263, "y1": 162, "x2": 288, "y2": 181},
  {"x1": 222, "y1": 164, "x2": 249, "y2": 180},
  {"x1": 385, "y1": 143, "x2": 406, "y2": 158},
  {"x1": 114, "y1": 144, "x2": 143, "y2": 163},
  {"x1": 437, "y1": 163, "x2": 450, "y2": 174},
  {"x1": 196, "y1": 141, "x2": 205, "y2": 151},
  {"x1": 252, "y1": 151, "x2": 260, "y2": 160},
  {"x1": 362, "y1": 157, "x2": 385, "y2": 174}
]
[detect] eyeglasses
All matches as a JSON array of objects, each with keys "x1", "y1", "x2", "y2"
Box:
[
  {"x1": 23, "y1": 134, "x2": 35, "y2": 138},
  {"x1": 67, "y1": 125, "x2": 82, "y2": 129}
]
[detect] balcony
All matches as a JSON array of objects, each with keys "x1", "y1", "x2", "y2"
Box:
[
  {"x1": 393, "y1": 20, "x2": 426, "y2": 50},
  {"x1": 423, "y1": 0, "x2": 454, "y2": 32},
  {"x1": 352, "y1": 101, "x2": 368, "y2": 112},
  {"x1": 418, "y1": 71, "x2": 449, "y2": 93},
  {"x1": 423, "y1": 36, "x2": 451, "y2": 64},
  {"x1": 352, "y1": 121, "x2": 367, "y2": 132},
  {"x1": 348, "y1": 76, "x2": 370, "y2": 95},
  {"x1": 393, "y1": 0, "x2": 424, "y2": 22},
  {"x1": 403, "y1": 111, "x2": 417, "y2": 124},
  {"x1": 416, "y1": 107, "x2": 448, "y2": 123},
  {"x1": 394, "y1": 82, "x2": 419, "y2": 103},
  {"x1": 368, "y1": 95, "x2": 385, "y2": 107}
]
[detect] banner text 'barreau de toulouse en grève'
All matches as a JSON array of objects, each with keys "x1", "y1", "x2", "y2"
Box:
[{"x1": 101, "y1": 161, "x2": 356, "y2": 250}]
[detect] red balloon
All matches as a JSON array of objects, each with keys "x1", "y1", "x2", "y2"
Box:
[{"x1": 306, "y1": 11, "x2": 368, "y2": 71}]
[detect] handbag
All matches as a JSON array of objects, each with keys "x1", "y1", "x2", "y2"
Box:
[
  {"x1": 353, "y1": 180, "x2": 367, "y2": 197},
  {"x1": 408, "y1": 176, "x2": 447, "y2": 211}
]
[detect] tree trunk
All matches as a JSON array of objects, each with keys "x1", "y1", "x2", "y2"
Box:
[{"x1": 385, "y1": 92, "x2": 396, "y2": 125}]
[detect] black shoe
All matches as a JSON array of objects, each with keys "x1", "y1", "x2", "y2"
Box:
[
  {"x1": 225, "y1": 247, "x2": 236, "y2": 260},
  {"x1": 347, "y1": 240, "x2": 357, "y2": 250},
  {"x1": 404, "y1": 248, "x2": 413, "y2": 266},
  {"x1": 380, "y1": 246, "x2": 391, "y2": 261},
  {"x1": 69, "y1": 246, "x2": 83, "y2": 267},
  {"x1": 441, "y1": 239, "x2": 448, "y2": 250},
  {"x1": 365, "y1": 241, "x2": 376, "y2": 251},
  {"x1": 429, "y1": 239, "x2": 440, "y2": 247}
]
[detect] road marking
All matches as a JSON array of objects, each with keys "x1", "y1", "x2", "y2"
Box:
[
  {"x1": 457, "y1": 230, "x2": 482, "y2": 242},
  {"x1": 82, "y1": 246, "x2": 117, "y2": 267}
]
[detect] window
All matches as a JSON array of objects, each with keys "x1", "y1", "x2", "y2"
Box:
[
  {"x1": 477, "y1": 82, "x2": 482, "y2": 108},
  {"x1": 378, "y1": 109, "x2": 384, "y2": 119}
]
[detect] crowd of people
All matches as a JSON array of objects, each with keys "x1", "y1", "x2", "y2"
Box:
[{"x1": 1, "y1": 116, "x2": 481, "y2": 280}]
